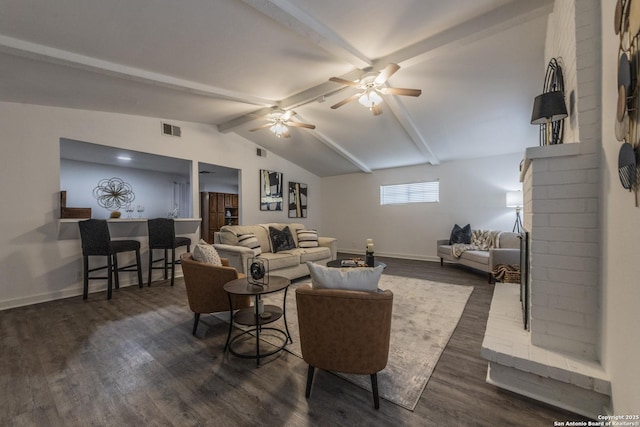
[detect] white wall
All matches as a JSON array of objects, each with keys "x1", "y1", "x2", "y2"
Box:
[
  {"x1": 601, "y1": 0, "x2": 640, "y2": 413},
  {"x1": 0, "y1": 101, "x2": 321, "y2": 309},
  {"x1": 61, "y1": 159, "x2": 189, "y2": 219},
  {"x1": 240, "y1": 157, "x2": 320, "y2": 228},
  {"x1": 320, "y1": 153, "x2": 523, "y2": 259}
]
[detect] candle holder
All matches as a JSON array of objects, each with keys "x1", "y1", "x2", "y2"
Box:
[
  {"x1": 365, "y1": 238, "x2": 375, "y2": 267},
  {"x1": 365, "y1": 250, "x2": 375, "y2": 267}
]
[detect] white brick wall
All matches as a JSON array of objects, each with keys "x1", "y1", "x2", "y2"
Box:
[
  {"x1": 521, "y1": 0, "x2": 601, "y2": 361},
  {"x1": 542, "y1": 0, "x2": 601, "y2": 146},
  {"x1": 545, "y1": 0, "x2": 579, "y2": 143},
  {"x1": 575, "y1": 0, "x2": 601, "y2": 149},
  {"x1": 524, "y1": 141, "x2": 600, "y2": 360}
]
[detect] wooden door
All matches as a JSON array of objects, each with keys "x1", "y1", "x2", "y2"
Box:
[{"x1": 216, "y1": 193, "x2": 225, "y2": 214}]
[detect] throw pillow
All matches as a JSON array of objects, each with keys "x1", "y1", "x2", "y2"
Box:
[
  {"x1": 238, "y1": 233, "x2": 262, "y2": 256},
  {"x1": 471, "y1": 229, "x2": 497, "y2": 250},
  {"x1": 449, "y1": 224, "x2": 471, "y2": 244},
  {"x1": 269, "y1": 226, "x2": 296, "y2": 253},
  {"x1": 297, "y1": 229, "x2": 319, "y2": 248},
  {"x1": 307, "y1": 261, "x2": 383, "y2": 292},
  {"x1": 192, "y1": 239, "x2": 222, "y2": 266}
]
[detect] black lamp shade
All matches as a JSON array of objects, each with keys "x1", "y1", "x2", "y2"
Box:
[{"x1": 530, "y1": 91, "x2": 568, "y2": 124}]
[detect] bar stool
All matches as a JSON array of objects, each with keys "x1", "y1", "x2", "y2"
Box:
[
  {"x1": 78, "y1": 219, "x2": 143, "y2": 300},
  {"x1": 147, "y1": 218, "x2": 191, "y2": 287}
]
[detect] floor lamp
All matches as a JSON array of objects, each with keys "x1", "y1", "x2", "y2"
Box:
[{"x1": 506, "y1": 191, "x2": 523, "y2": 233}]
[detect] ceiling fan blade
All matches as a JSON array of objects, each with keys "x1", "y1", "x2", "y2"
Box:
[
  {"x1": 374, "y1": 63, "x2": 400, "y2": 85},
  {"x1": 380, "y1": 87, "x2": 422, "y2": 97},
  {"x1": 288, "y1": 122, "x2": 316, "y2": 129},
  {"x1": 281, "y1": 110, "x2": 295, "y2": 121},
  {"x1": 249, "y1": 123, "x2": 273, "y2": 132},
  {"x1": 329, "y1": 77, "x2": 360, "y2": 87},
  {"x1": 372, "y1": 105, "x2": 383, "y2": 116},
  {"x1": 330, "y1": 92, "x2": 361, "y2": 109},
  {"x1": 282, "y1": 129, "x2": 291, "y2": 138}
]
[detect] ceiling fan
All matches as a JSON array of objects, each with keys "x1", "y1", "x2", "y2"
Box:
[
  {"x1": 329, "y1": 63, "x2": 422, "y2": 115},
  {"x1": 249, "y1": 109, "x2": 316, "y2": 138}
]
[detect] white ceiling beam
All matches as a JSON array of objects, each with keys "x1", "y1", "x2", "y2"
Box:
[
  {"x1": 280, "y1": 70, "x2": 361, "y2": 110},
  {"x1": 216, "y1": 83, "x2": 341, "y2": 132},
  {"x1": 220, "y1": 107, "x2": 372, "y2": 174},
  {"x1": 0, "y1": 34, "x2": 276, "y2": 107},
  {"x1": 241, "y1": 0, "x2": 371, "y2": 69},
  {"x1": 374, "y1": 0, "x2": 554, "y2": 69},
  {"x1": 382, "y1": 93, "x2": 440, "y2": 165},
  {"x1": 292, "y1": 112, "x2": 371, "y2": 174},
  {"x1": 218, "y1": 68, "x2": 362, "y2": 132},
  {"x1": 311, "y1": 130, "x2": 372, "y2": 174},
  {"x1": 217, "y1": 106, "x2": 278, "y2": 133}
]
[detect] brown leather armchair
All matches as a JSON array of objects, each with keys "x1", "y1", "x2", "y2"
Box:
[
  {"x1": 295, "y1": 284, "x2": 393, "y2": 409},
  {"x1": 180, "y1": 253, "x2": 251, "y2": 336}
]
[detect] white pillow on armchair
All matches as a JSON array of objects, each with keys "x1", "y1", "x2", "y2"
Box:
[{"x1": 306, "y1": 261, "x2": 383, "y2": 292}]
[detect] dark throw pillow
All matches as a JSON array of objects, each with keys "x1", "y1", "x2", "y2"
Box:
[
  {"x1": 449, "y1": 224, "x2": 471, "y2": 244},
  {"x1": 269, "y1": 226, "x2": 296, "y2": 253}
]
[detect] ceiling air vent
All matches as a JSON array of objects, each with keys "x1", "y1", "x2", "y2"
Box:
[
  {"x1": 162, "y1": 122, "x2": 181, "y2": 137},
  {"x1": 257, "y1": 148, "x2": 267, "y2": 157}
]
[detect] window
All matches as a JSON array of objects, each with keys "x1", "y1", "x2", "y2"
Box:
[{"x1": 380, "y1": 181, "x2": 439, "y2": 205}]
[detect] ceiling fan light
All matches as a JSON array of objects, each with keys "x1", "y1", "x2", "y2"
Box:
[
  {"x1": 358, "y1": 90, "x2": 383, "y2": 108},
  {"x1": 270, "y1": 122, "x2": 288, "y2": 138},
  {"x1": 370, "y1": 91, "x2": 383, "y2": 105}
]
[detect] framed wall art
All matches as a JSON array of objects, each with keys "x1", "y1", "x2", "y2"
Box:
[
  {"x1": 288, "y1": 182, "x2": 308, "y2": 218},
  {"x1": 260, "y1": 169, "x2": 283, "y2": 211}
]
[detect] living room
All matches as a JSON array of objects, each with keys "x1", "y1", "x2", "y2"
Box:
[{"x1": 0, "y1": 0, "x2": 638, "y2": 425}]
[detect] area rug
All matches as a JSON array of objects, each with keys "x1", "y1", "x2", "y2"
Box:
[{"x1": 259, "y1": 275, "x2": 474, "y2": 411}]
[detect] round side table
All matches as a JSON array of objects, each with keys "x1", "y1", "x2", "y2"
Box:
[{"x1": 223, "y1": 275, "x2": 291, "y2": 366}]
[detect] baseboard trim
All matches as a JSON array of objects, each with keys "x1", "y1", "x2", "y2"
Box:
[
  {"x1": 336, "y1": 248, "x2": 440, "y2": 263},
  {"x1": 0, "y1": 273, "x2": 184, "y2": 311}
]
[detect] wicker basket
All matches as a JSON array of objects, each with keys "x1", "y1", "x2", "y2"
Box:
[
  {"x1": 503, "y1": 270, "x2": 521, "y2": 283},
  {"x1": 492, "y1": 264, "x2": 521, "y2": 283}
]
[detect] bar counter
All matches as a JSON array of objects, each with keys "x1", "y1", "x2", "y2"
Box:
[{"x1": 58, "y1": 218, "x2": 201, "y2": 240}]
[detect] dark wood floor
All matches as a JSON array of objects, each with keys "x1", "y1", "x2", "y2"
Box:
[{"x1": 0, "y1": 255, "x2": 584, "y2": 426}]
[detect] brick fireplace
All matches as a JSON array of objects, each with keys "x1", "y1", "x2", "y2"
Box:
[
  {"x1": 479, "y1": 0, "x2": 613, "y2": 418},
  {"x1": 523, "y1": 142, "x2": 601, "y2": 358},
  {"x1": 481, "y1": 141, "x2": 610, "y2": 418}
]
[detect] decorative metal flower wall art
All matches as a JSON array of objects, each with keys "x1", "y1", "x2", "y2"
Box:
[{"x1": 92, "y1": 177, "x2": 135, "y2": 210}]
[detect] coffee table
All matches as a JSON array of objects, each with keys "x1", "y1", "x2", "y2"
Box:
[
  {"x1": 223, "y1": 275, "x2": 291, "y2": 366},
  {"x1": 326, "y1": 259, "x2": 387, "y2": 269}
]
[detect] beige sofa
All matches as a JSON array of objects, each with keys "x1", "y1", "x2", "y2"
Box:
[
  {"x1": 437, "y1": 231, "x2": 520, "y2": 283},
  {"x1": 213, "y1": 223, "x2": 337, "y2": 280}
]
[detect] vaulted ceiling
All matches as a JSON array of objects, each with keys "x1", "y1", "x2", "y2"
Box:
[{"x1": 0, "y1": 0, "x2": 553, "y2": 176}]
